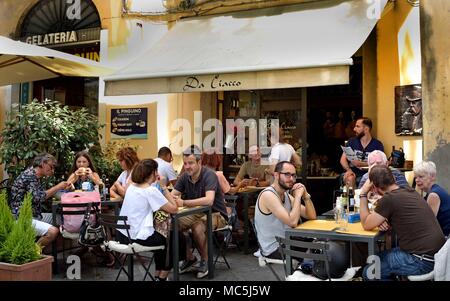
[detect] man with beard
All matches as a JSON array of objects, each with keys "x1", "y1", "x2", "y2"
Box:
[
  {"x1": 340, "y1": 117, "x2": 384, "y2": 188},
  {"x1": 255, "y1": 161, "x2": 316, "y2": 259},
  {"x1": 171, "y1": 145, "x2": 228, "y2": 279}
]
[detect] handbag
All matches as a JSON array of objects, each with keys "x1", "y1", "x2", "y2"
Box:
[
  {"x1": 78, "y1": 203, "x2": 106, "y2": 247},
  {"x1": 153, "y1": 210, "x2": 171, "y2": 238},
  {"x1": 61, "y1": 191, "x2": 101, "y2": 232}
]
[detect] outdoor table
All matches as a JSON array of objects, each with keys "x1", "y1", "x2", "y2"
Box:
[
  {"x1": 234, "y1": 186, "x2": 265, "y2": 254},
  {"x1": 171, "y1": 205, "x2": 213, "y2": 281},
  {"x1": 284, "y1": 219, "x2": 384, "y2": 275}
]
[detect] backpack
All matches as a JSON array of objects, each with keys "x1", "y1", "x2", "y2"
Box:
[
  {"x1": 389, "y1": 146, "x2": 405, "y2": 168},
  {"x1": 312, "y1": 240, "x2": 350, "y2": 280},
  {"x1": 60, "y1": 191, "x2": 101, "y2": 233}
]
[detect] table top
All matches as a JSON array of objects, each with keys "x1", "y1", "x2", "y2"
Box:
[{"x1": 294, "y1": 219, "x2": 379, "y2": 237}]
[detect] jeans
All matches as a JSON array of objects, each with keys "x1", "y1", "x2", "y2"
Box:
[{"x1": 363, "y1": 247, "x2": 434, "y2": 281}]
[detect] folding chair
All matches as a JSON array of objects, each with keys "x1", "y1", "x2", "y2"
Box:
[
  {"x1": 213, "y1": 195, "x2": 239, "y2": 269},
  {"x1": 250, "y1": 218, "x2": 285, "y2": 281},
  {"x1": 98, "y1": 213, "x2": 165, "y2": 281},
  {"x1": 276, "y1": 236, "x2": 332, "y2": 281},
  {"x1": 51, "y1": 201, "x2": 101, "y2": 273}
]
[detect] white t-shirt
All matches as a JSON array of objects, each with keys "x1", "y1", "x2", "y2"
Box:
[
  {"x1": 117, "y1": 170, "x2": 130, "y2": 187},
  {"x1": 269, "y1": 143, "x2": 296, "y2": 163},
  {"x1": 154, "y1": 157, "x2": 178, "y2": 186},
  {"x1": 118, "y1": 184, "x2": 168, "y2": 240}
]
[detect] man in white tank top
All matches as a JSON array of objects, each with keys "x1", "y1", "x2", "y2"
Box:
[{"x1": 255, "y1": 161, "x2": 317, "y2": 258}]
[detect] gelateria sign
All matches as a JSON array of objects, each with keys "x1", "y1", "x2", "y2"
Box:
[{"x1": 25, "y1": 31, "x2": 77, "y2": 46}]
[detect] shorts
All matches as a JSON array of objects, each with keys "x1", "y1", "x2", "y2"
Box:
[
  {"x1": 179, "y1": 212, "x2": 227, "y2": 231},
  {"x1": 32, "y1": 213, "x2": 54, "y2": 236}
]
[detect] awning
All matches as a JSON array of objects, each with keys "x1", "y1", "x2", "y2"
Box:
[
  {"x1": 0, "y1": 36, "x2": 113, "y2": 86},
  {"x1": 105, "y1": 0, "x2": 387, "y2": 96}
]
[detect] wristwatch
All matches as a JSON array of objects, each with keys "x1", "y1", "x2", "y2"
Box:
[{"x1": 303, "y1": 193, "x2": 311, "y2": 201}]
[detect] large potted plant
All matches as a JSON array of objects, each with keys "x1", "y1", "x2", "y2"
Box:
[{"x1": 0, "y1": 192, "x2": 53, "y2": 281}]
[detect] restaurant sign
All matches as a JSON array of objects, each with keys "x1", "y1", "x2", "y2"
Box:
[{"x1": 111, "y1": 108, "x2": 148, "y2": 139}]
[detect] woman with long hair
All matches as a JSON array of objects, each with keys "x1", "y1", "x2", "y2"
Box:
[{"x1": 67, "y1": 151, "x2": 101, "y2": 190}]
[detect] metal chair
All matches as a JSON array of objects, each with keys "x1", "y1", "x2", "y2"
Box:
[
  {"x1": 51, "y1": 201, "x2": 101, "y2": 273},
  {"x1": 250, "y1": 218, "x2": 285, "y2": 281},
  {"x1": 213, "y1": 195, "x2": 239, "y2": 269},
  {"x1": 97, "y1": 213, "x2": 165, "y2": 281},
  {"x1": 276, "y1": 236, "x2": 332, "y2": 281}
]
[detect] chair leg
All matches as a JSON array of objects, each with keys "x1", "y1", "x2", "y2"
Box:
[
  {"x1": 110, "y1": 252, "x2": 131, "y2": 281},
  {"x1": 135, "y1": 253, "x2": 156, "y2": 281},
  {"x1": 213, "y1": 230, "x2": 231, "y2": 269}
]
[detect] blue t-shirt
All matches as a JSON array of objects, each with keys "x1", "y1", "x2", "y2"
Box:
[
  {"x1": 346, "y1": 137, "x2": 384, "y2": 177},
  {"x1": 428, "y1": 184, "x2": 450, "y2": 236}
]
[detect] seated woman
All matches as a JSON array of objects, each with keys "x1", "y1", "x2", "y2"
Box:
[
  {"x1": 110, "y1": 147, "x2": 139, "y2": 200},
  {"x1": 414, "y1": 161, "x2": 450, "y2": 237},
  {"x1": 67, "y1": 151, "x2": 102, "y2": 191},
  {"x1": 117, "y1": 159, "x2": 185, "y2": 281},
  {"x1": 201, "y1": 150, "x2": 230, "y2": 195}
]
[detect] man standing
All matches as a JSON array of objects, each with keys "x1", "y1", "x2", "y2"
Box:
[
  {"x1": 10, "y1": 153, "x2": 70, "y2": 249},
  {"x1": 360, "y1": 165, "x2": 445, "y2": 280},
  {"x1": 340, "y1": 117, "x2": 384, "y2": 188},
  {"x1": 154, "y1": 146, "x2": 178, "y2": 187},
  {"x1": 171, "y1": 145, "x2": 228, "y2": 279},
  {"x1": 255, "y1": 161, "x2": 316, "y2": 259}
]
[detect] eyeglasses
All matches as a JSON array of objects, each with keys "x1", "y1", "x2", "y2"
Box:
[{"x1": 279, "y1": 172, "x2": 297, "y2": 179}]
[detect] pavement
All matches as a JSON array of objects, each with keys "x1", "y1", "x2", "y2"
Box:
[{"x1": 51, "y1": 244, "x2": 286, "y2": 281}]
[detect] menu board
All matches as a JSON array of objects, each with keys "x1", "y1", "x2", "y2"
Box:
[{"x1": 111, "y1": 108, "x2": 148, "y2": 139}]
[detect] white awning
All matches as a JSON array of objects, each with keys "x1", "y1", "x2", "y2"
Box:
[
  {"x1": 0, "y1": 36, "x2": 113, "y2": 86},
  {"x1": 105, "y1": 0, "x2": 387, "y2": 96}
]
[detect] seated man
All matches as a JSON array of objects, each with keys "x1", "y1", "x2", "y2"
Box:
[
  {"x1": 358, "y1": 150, "x2": 409, "y2": 189},
  {"x1": 255, "y1": 161, "x2": 316, "y2": 259},
  {"x1": 10, "y1": 153, "x2": 70, "y2": 249},
  {"x1": 340, "y1": 117, "x2": 384, "y2": 188},
  {"x1": 154, "y1": 146, "x2": 178, "y2": 187},
  {"x1": 359, "y1": 165, "x2": 445, "y2": 280},
  {"x1": 171, "y1": 145, "x2": 228, "y2": 279},
  {"x1": 233, "y1": 145, "x2": 271, "y2": 189}
]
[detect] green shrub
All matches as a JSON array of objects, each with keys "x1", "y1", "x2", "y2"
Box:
[
  {"x1": 0, "y1": 190, "x2": 14, "y2": 246},
  {"x1": 0, "y1": 100, "x2": 103, "y2": 183},
  {"x1": 0, "y1": 193, "x2": 40, "y2": 264}
]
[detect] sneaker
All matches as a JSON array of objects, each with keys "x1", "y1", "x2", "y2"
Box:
[
  {"x1": 179, "y1": 257, "x2": 198, "y2": 274},
  {"x1": 196, "y1": 260, "x2": 209, "y2": 279},
  {"x1": 253, "y1": 249, "x2": 261, "y2": 257}
]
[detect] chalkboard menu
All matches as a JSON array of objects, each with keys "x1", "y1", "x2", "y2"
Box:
[{"x1": 111, "y1": 108, "x2": 148, "y2": 139}]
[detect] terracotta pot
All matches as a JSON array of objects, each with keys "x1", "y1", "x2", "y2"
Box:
[{"x1": 0, "y1": 255, "x2": 53, "y2": 281}]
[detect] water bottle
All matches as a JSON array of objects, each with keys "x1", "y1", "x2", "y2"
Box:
[{"x1": 103, "y1": 178, "x2": 110, "y2": 201}]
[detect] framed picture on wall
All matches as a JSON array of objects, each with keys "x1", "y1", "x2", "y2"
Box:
[{"x1": 395, "y1": 84, "x2": 422, "y2": 136}]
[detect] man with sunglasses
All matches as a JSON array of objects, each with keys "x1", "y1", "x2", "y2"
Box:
[
  {"x1": 255, "y1": 161, "x2": 316, "y2": 259},
  {"x1": 10, "y1": 153, "x2": 70, "y2": 249}
]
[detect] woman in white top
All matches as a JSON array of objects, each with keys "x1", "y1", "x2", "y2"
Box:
[
  {"x1": 118, "y1": 159, "x2": 182, "y2": 281},
  {"x1": 110, "y1": 147, "x2": 139, "y2": 200}
]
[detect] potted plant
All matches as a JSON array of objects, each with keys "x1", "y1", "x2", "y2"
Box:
[{"x1": 0, "y1": 192, "x2": 53, "y2": 281}]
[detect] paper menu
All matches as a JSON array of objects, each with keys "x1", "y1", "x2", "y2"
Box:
[{"x1": 341, "y1": 146, "x2": 358, "y2": 161}]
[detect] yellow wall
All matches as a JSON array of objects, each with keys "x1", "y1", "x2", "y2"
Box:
[{"x1": 374, "y1": 1, "x2": 421, "y2": 182}]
